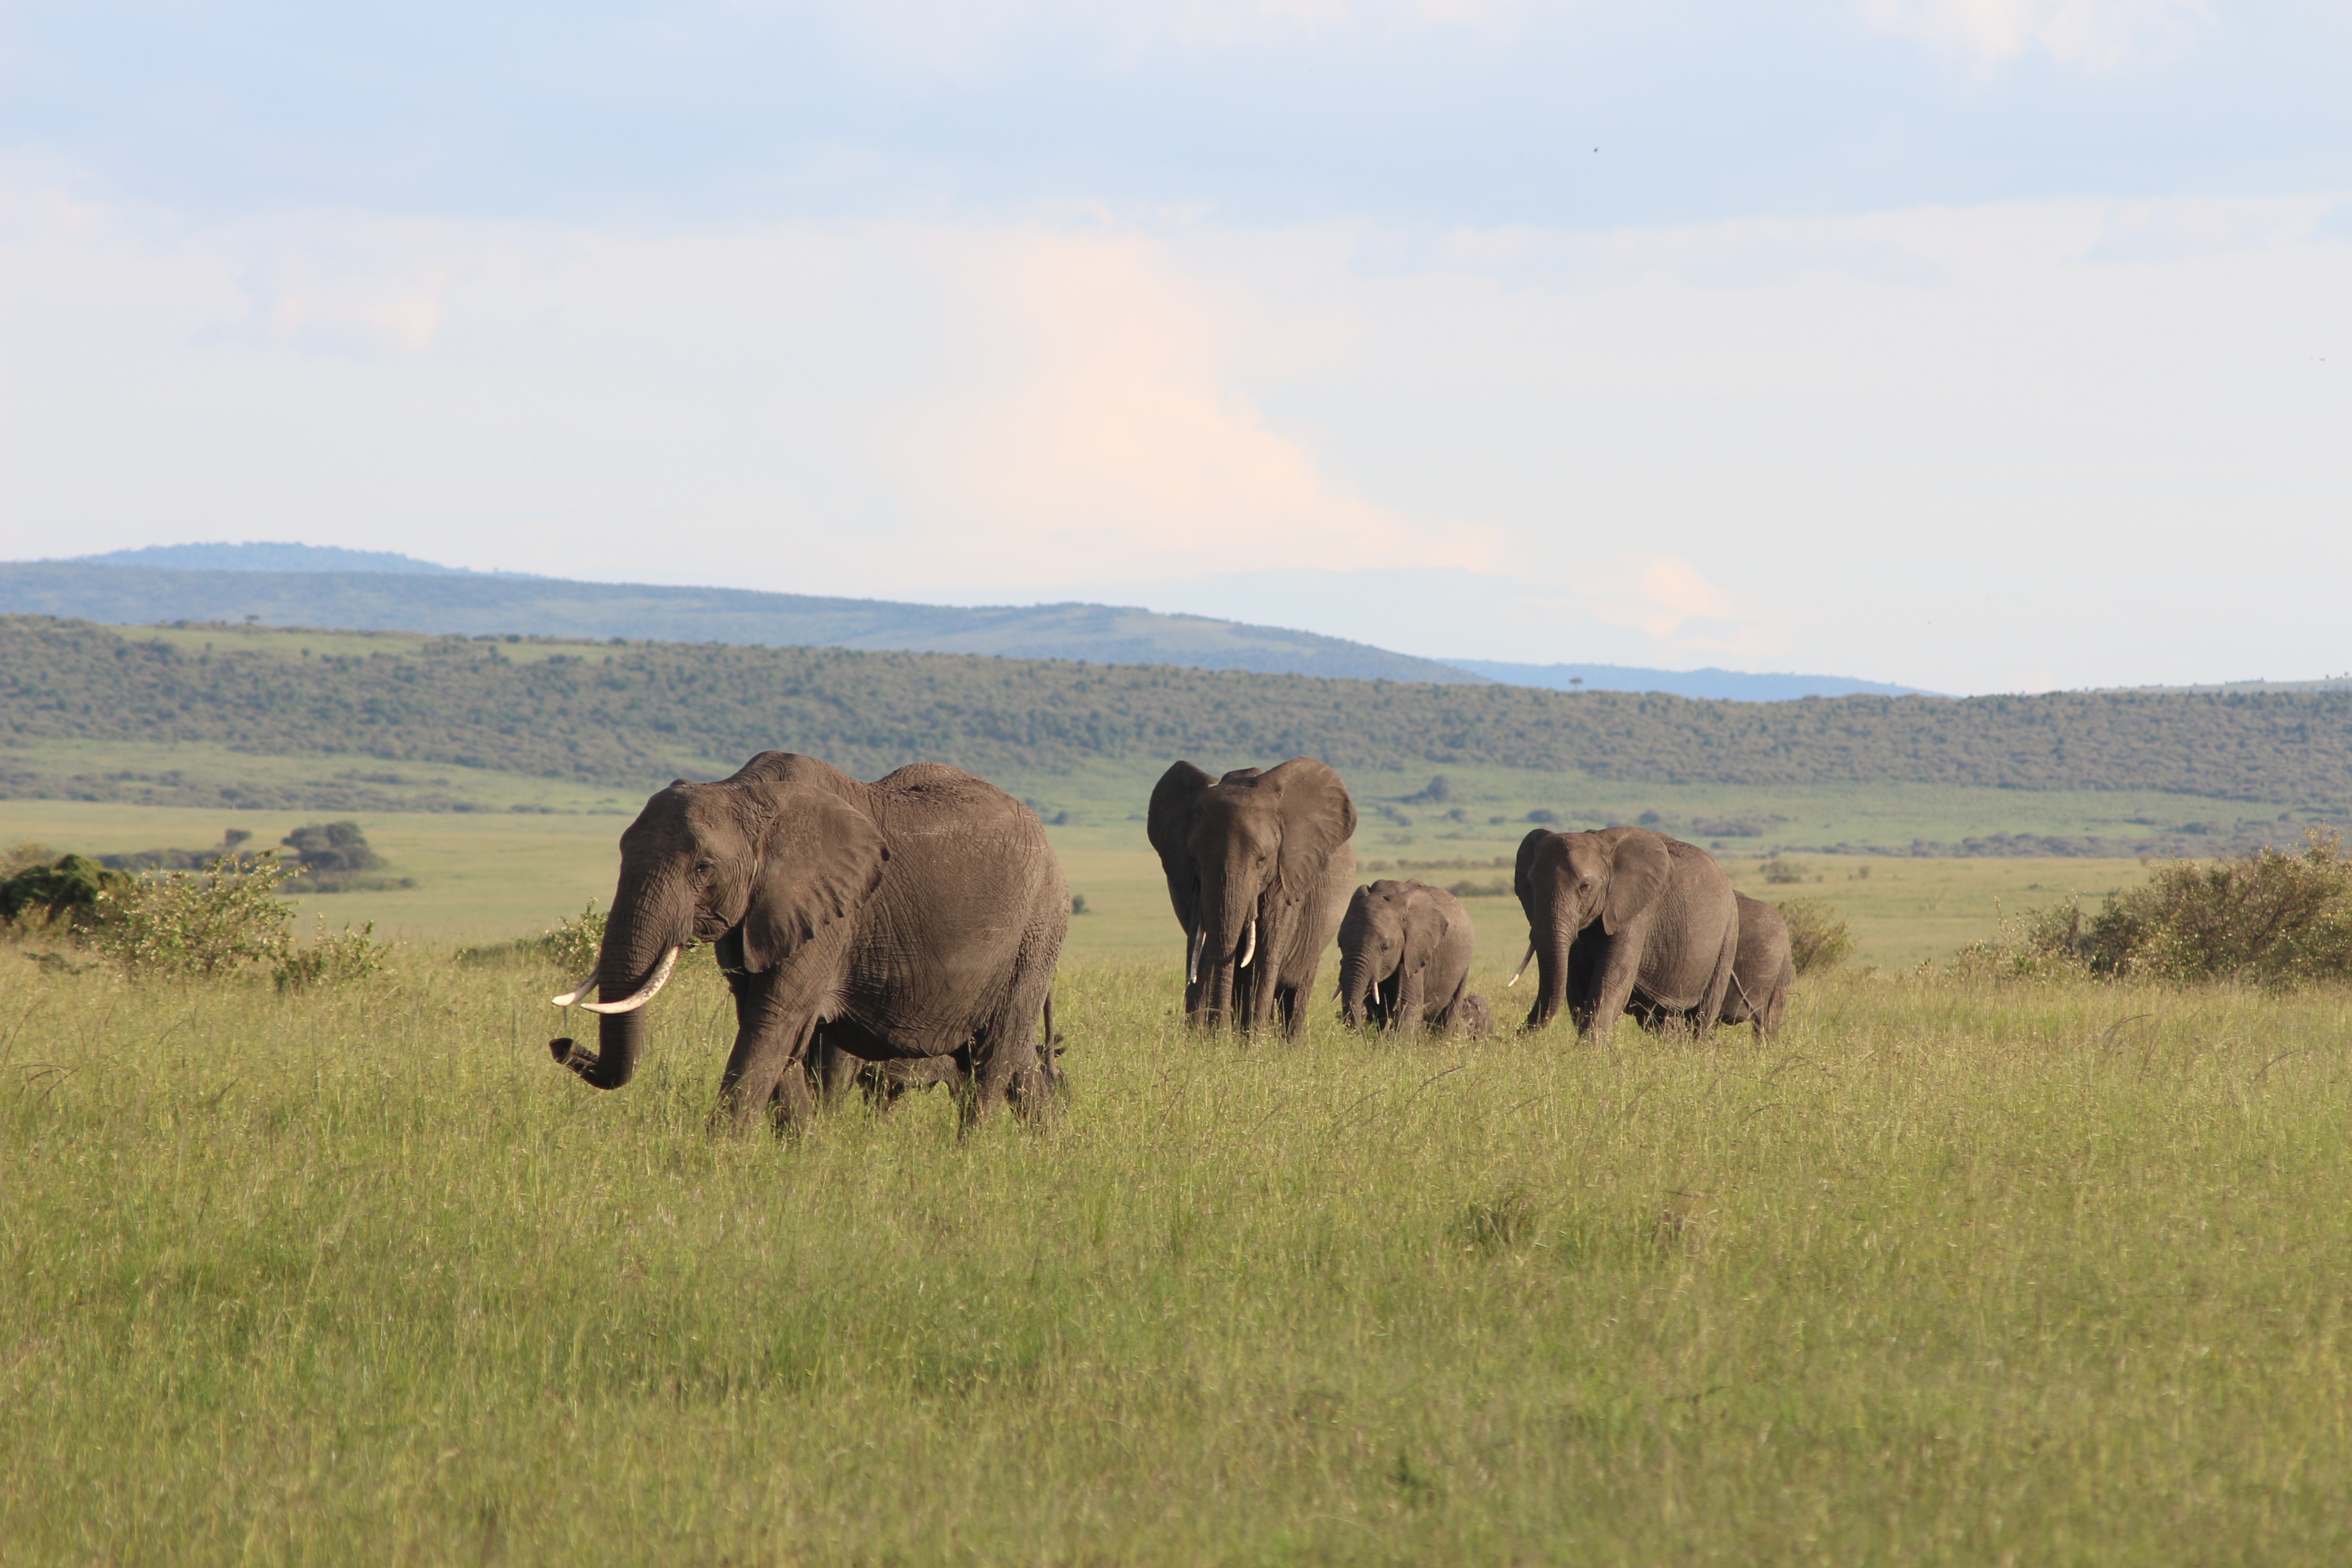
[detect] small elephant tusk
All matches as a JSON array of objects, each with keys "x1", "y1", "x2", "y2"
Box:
[
  {"x1": 579, "y1": 946, "x2": 681, "y2": 1014},
  {"x1": 1239, "y1": 917, "x2": 1257, "y2": 970},
  {"x1": 550, "y1": 969, "x2": 601, "y2": 1008},
  {"x1": 1507, "y1": 942, "x2": 1536, "y2": 987},
  {"x1": 1187, "y1": 925, "x2": 1206, "y2": 985}
]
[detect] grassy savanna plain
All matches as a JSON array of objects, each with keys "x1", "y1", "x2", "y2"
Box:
[
  {"x1": 5, "y1": 941, "x2": 2352, "y2": 1563},
  {"x1": 7, "y1": 766, "x2": 2346, "y2": 1561}
]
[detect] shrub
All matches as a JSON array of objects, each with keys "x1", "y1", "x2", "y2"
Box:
[
  {"x1": 1525, "y1": 809, "x2": 1560, "y2": 825},
  {"x1": 275, "y1": 917, "x2": 393, "y2": 992},
  {"x1": 1775, "y1": 898, "x2": 1853, "y2": 975},
  {"x1": 542, "y1": 900, "x2": 607, "y2": 974},
  {"x1": 1, "y1": 853, "x2": 132, "y2": 934},
  {"x1": 1957, "y1": 832, "x2": 2352, "y2": 986},
  {"x1": 92, "y1": 855, "x2": 296, "y2": 976},
  {"x1": 279, "y1": 821, "x2": 410, "y2": 893},
  {"x1": 1760, "y1": 857, "x2": 1808, "y2": 885}
]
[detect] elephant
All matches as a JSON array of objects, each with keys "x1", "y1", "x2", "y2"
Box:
[
  {"x1": 546, "y1": 752, "x2": 1067, "y2": 1130},
  {"x1": 1147, "y1": 758, "x2": 1357, "y2": 1037},
  {"x1": 1511, "y1": 824, "x2": 1740, "y2": 1038},
  {"x1": 1627, "y1": 892, "x2": 1792, "y2": 1039},
  {"x1": 1337, "y1": 878, "x2": 1484, "y2": 1037}
]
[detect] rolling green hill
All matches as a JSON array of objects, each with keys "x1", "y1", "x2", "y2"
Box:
[
  {"x1": 0, "y1": 561, "x2": 1486, "y2": 684},
  {"x1": 5, "y1": 617, "x2": 2351, "y2": 821}
]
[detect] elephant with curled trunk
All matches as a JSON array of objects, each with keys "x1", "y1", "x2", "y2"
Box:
[
  {"x1": 548, "y1": 752, "x2": 1066, "y2": 1130},
  {"x1": 1512, "y1": 824, "x2": 1739, "y2": 1038},
  {"x1": 1338, "y1": 879, "x2": 1485, "y2": 1038},
  {"x1": 1148, "y1": 758, "x2": 1357, "y2": 1037}
]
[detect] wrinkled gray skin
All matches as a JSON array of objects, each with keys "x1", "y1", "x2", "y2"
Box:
[
  {"x1": 549, "y1": 752, "x2": 1067, "y2": 1130},
  {"x1": 1514, "y1": 825, "x2": 1739, "y2": 1038},
  {"x1": 1338, "y1": 879, "x2": 1481, "y2": 1038},
  {"x1": 1148, "y1": 758, "x2": 1357, "y2": 1038},
  {"x1": 1628, "y1": 892, "x2": 1791, "y2": 1039}
]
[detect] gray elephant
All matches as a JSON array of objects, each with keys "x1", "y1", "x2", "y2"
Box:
[
  {"x1": 1628, "y1": 892, "x2": 1791, "y2": 1039},
  {"x1": 547, "y1": 752, "x2": 1067, "y2": 1130},
  {"x1": 1148, "y1": 758, "x2": 1357, "y2": 1037},
  {"x1": 1337, "y1": 878, "x2": 1484, "y2": 1037},
  {"x1": 1511, "y1": 824, "x2": 1739, "y2": 1037}
]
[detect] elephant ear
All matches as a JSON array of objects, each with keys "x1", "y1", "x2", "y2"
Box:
[
  {"x1": 1400, "y1": 886, "x2": 1450, "y2": 977},
  {"x1": 1513, "y1": 828, "x2": 1552, "y2": 909},
  {"x1": 1601, "y1": 828, "x2": 1674, "y2": 937},
  {"x1": 1147, "y1": 761, "x2": 1216, "y2": 932},
  {"x1": 739, "y1": 789, "x2": 888, "y2": 972},
  {"x1": 1262, "y1": 757, "x2": 1356, "y2": 902}
]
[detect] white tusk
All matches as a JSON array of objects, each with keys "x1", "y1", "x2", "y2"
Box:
[
  {"x1": 1239, "y1": 918, "x2": 1257, "y2": 970},
  {"x1": 579, "y1": 946, "x2": 681, "y2": 1014},
  {"x1": 1507, "y1": 942, "x2": 1536, "y2": 987},
  {"x1": 550, "y1": 969, "x2": 601, "y2": 1008},
  {"x1": 1187, "y1": 925, "x2": 1206, "y2": 985}
]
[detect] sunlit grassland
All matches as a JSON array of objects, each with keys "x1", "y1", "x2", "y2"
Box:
[{"x1": 5, "y1": 946, "x2": 2350, "y2": 1565}]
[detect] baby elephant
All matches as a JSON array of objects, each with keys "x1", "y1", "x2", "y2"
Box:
[{"x1": 1338, "y1": 879, "x2": 1486, "y2": 1037}]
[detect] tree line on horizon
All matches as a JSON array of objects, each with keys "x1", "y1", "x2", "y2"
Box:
[{"x1": 2, "y1": 615, "x2": 2350, "y2": 806}]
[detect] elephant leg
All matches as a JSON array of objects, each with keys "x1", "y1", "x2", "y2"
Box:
[
  {"x1": 1579, "y1": 944, "x2": 1643, "y2": 1040},
  {"x1": 1393, "y1": 969, "x2": 1427, "y2": 1039},
  {"x1": 1280, "y1": 953, "x2": 1321, "y2": 1041},
  {"x1": 765, "y1": 1058, "x2": 816, "y2": 1131},
  {"x1": 1695, "y1": 922, "x2": 1739, "y2": 1039},
  {"x1": 715, "y1": 980, "x2": 818, "y2": 1133}
]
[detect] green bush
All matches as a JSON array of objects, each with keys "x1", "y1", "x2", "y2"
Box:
[
  {"x1": 92, "y1": 855, "x2": 297, "y2": 977},
  {"x1": 1, "y1": 853, "x2": 131, "y2": 934},
  {"x1": 1959, "y1": 831, "x2": 2352, "y2": 986},
  {"x1": 542, "y1": 900, "x2": 606, "y2": 974},
  {"x1": 1760, "y1": 857, "x2": 1808, "y2": 885},
  {"x1": 1775, "y1": 898, "x2": 1853, "y2": 975},
  {"x1": 274, "y1": 917, "x2": 393, "y2": 992}
]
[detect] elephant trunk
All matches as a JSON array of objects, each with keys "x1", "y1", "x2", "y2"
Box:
[
  {"x1": 1340, "y1": 945, "x2": 1380, "y2": 1030},
  {"x1": 551, "y1": 875, "x2": 684, "y2": 1091}
]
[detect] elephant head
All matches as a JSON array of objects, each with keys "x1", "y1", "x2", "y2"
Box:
[
  {"x1": 549, "y1": 753, "x2": 887, "y2": 1089},
  {"x1": 1512, "y1": 824, "x2": 1672, "y2": 984},
  {"x1": 1149, "y1": 757, "x2": 1356, "y2": 1030},
  {"x1": 1338, "y1": 879, "x2": 1449, "y2": 1030}
]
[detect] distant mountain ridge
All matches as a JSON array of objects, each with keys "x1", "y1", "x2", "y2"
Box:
[
  {"x1": 70, "y1": 541, "x2": 477, "y2": 575},
  {"x1": 11, "y1": 543, "x2": 1915, "y2": 696},
  {"x1": 1440, "y1": 658, "x2": 1929, "y2": 700},
  {"x1": 1, "y1": 555, "x2": 1486, "y2": 685}
]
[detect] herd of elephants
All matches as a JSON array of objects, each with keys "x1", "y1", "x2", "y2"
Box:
[{"x1": 545, "y1": 752, "x2": 1794, "y2": 1130}]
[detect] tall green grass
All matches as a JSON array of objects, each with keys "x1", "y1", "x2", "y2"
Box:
[{"x1": 5, "y1": 951, "x2": 2349, "y2": 1563}]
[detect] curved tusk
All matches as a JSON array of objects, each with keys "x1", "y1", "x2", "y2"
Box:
[
  {"x1": 550, "y1": 970, "x2": 601, "y2": 1008},
  {"x1": 1187, "y1": 924, "x2": 1206, "y2": 985},
  {"x1": 579, "y1": 946, "x2": 681, "y2": 1015},
  {"x1": 1239, "y1": 917, "x2": 1257, "y2": 970},
  {"x1": 1507, "y1": 942, "x2": 1536, "y2": 987}
]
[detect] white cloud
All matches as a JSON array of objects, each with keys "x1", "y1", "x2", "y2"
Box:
[
  {"x1": 1858, "y1": 0, "x2": 2214, "y2": 70},
  {"x1": 881, "y1": 228, "x2": 1497, "y2": 585}
]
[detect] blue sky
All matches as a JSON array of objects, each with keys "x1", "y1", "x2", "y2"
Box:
[{"x1": 3, "y1": 2, "x2": 2348, "y2": 691}]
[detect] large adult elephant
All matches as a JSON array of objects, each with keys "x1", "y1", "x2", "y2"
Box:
[
  {"x1": 1337, "y1": 878, "x2": 1484, "y2": 1038},
  {"x1": 1628, "y1": 892, "x2": 1792, "y2": 1039},
  {"x1": 547, "y1": 752, "x2": 1067, "y2": 1130},
  {"x1": 1512, "y1": 825, "x2": 1739, "y2": 1037},
  {"x1": 1148, "y1": 758, "x2": 1357, "y2": 1037}
]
